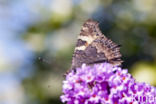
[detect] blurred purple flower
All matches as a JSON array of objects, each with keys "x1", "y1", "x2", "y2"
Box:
[{"x1": 61, "y1": 63, "x2": 156, "y2": 104}]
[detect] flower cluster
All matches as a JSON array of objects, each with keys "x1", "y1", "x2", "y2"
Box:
[{"x1": 60, "y1": 63, "x2": 156, "y2": 104}]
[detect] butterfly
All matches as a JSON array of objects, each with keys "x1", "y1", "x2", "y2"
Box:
[{"x1": 71, "y1": 19, "x2": 123, "y2": 70}]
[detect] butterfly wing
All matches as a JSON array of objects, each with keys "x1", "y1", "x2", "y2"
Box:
[{"x1": 71, "y1": 19, "x2": 122, "y2": 70}]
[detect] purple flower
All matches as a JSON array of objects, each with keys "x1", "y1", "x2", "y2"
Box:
[{"x1": 60, "y1": 63, "x2": 156, "y2": 104}]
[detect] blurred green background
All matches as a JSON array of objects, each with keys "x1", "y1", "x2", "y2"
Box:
[{"x1": 0, "y1": 0, "x2": 156, "y2": 104}]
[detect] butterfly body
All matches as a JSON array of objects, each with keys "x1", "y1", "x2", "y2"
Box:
[{"x1": 71, "y1": 19, "x2": 123, "y2": 70}]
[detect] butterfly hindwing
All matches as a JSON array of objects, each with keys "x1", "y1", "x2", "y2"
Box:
[{"x1": 71, "y1": 19, "x2": 122, "y2": 70}]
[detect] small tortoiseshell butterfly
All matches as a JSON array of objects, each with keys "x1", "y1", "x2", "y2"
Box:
[{"x1": 71, "y1": 19, "x2": 123, "y2": 70}]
